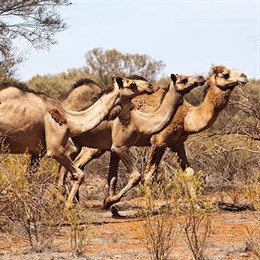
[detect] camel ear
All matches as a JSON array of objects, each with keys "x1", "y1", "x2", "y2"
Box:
[
  {"x1": 171, "y1": 74, "x2": 177, "y2": 84},
  {"x1": 116, "y1": 77, "x2": 123, "y2": 88},
  {"x1": 211, "y1": 66, "x2": 219, "y2": 75}
]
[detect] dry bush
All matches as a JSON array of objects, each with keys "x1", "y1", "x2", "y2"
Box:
[
  {"x1": 140, "y1": 164, "x2": 214, "y2": 260},
  {"x1": 0, "y1": 149, "x2": 63, "y2": 252},
  {"x1": 186, "y1": 132, "x2": 258, "y2": 187},
  {"x1": 244, "y1": 172, "x2": 260, "y2": 258},
  {"x1": 184, "y1": 203, "x2": 212, "y2": 260},
  {"x1": 246, "y1": 223, "x2": 260, "y2": 258},
  {"x1": 140, "y1": 169, "x2": 183, "y2": 260},
  {"x1": 174, "y1": 170, "x2": 214, "y2": 260},
  {"x1": 64, "y1": 205, "x2": 93, "y2": 257}
]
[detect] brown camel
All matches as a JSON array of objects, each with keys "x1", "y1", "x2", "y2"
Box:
[
  {"x1": 0, "y1": 76, "x2": 153, "y2": 207},
  {"x1": 59, "y1": 73, "x2": 206, "y2": 210},
  {"x1": 143, "y1": 65, "x2": 249, "y2": 182}
]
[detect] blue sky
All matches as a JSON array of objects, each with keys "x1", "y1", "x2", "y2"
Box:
[{"x1": 18, "y1": 0, "x2": 260, "y2": 80}]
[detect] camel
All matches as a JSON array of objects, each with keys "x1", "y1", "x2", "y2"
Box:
[
  {"x1": 0, "y1": 76, "x2": 153, "y2": 207},
  {"x1": 142, "y1": 65, "x2": 249, "y2": 182},
  {"x1": 59, "y1": 73, "x2": 206, "y2": 211}
]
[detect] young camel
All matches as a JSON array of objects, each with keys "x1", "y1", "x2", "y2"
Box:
[
  {"x1": 59, "y1": 74, "x2": 206, "y2": 211},
  {"x1": 143, "y1": 65, "x2": 249, "y2": 182},
  {"x1": 0, "y1": 77, "x2": 153, "y2": 208}
]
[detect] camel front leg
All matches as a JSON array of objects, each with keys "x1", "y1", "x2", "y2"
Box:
[
  {"x1": 57, "y1": 138, "x2": 81, "y2": 192},
  {"x1": 59, "y1": 147, "x2": 105, "y2": 201},
  {"x1": 103, "y1": 145, "x2": 141, "y2": 210},
  {"x1": 143, "y1": 145, "x2": 166, "y2": 184},
  {"x1": 46, "y1": 148, "x2": 85, "y2": 208},
  {"x1": 73, "y1": 147, "x2": 106, "y2": 202}
]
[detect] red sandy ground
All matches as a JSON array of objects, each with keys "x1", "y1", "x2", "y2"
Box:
[{"x1": 0, "y1": 196, "x2": 258, "y2": 260}]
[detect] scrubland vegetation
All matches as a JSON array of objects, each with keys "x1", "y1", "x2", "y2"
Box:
[{"x1": 0, "y1": 63, "x2": 259, "y2": 258}]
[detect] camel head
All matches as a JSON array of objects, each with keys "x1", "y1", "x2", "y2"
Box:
[
  {"x1": 114, "y1": 75, "x2": 153, "y2": 100},
  {"x1": 210, "y1": 65, "x2": 248, "y2": 91},
  {"x1": 171, "y1": 73, "x2": 206, "y2": 95}
]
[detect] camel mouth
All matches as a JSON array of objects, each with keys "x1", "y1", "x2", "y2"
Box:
[
  {"x1": 239, "y1": 79, "x2": 249, "y2": 85},
  {"x1": 144, "y1": 88, "x2": 154, "y2": 94},
  {"x1": 197, "y1": 80, "x2": 206, "y2": 86},
  {"x1": 220, "y1": 82, "x2": 239, "y2": 91}
]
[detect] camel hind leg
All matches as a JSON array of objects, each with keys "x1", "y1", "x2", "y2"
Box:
[
  {"x1": 143, "y1": 145, "x2": 166, "y2": 184},
  {"x1": 108, "y1": 152, "x2": 120, "y2": 197},
  {"x1": 170, "y1": 142, "x2": 190, "y2": 170}
]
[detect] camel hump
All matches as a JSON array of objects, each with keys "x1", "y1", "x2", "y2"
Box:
[
  {"x1": 126, "y1": 75, "x2": 148, "y2": 82},
  {"x1": 72, "y1": 78, "x2": 101, "y2": 90},
  {"x1": 61, "y1": 78, "x2": 101, "y2": 101},
  {"x1": 0, "y1": 81, "x2": 37, "y2": 94}
]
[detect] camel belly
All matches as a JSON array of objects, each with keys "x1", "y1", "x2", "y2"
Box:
[
  {"x1": 0, "y1": 127, "x2": 45, "y2": 154},
  {"x1": 0, "y1": 102, "x2": 45, "y2": 154},
  {"x1": 72, "y1": 128, "x2": 112, "y2": 150},
  {"x1": 131, "y1": 133, "x2": 151, "y2": 147}
]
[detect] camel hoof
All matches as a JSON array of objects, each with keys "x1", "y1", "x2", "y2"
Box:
[
  {"x1": 103, "y1": 196, "x2": 114, "y2": 210},
  {"x1": 111, "y1": 205, "x2": 124, "y2": 219}
]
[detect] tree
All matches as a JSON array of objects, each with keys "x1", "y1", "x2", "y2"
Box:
[
  {"x1": 27, "y1": 67, "x2": 92, "y2": 97},
  {"x1": 85, "y1": 48, "x2": 165, "y2": 87},
  {"x1": 0, "y1": 0, "x2": 70, "y2": 79}
]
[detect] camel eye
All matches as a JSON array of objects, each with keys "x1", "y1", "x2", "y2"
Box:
[
  {"x1": 180, "y1": 78, "x2": 188, "y2": 84},
  {"x1": 223, "y1": 73, "x2": 230, "y2": 79},
  {"x1": 130, "y1": 83, "x2": 137, "y2": 89}
]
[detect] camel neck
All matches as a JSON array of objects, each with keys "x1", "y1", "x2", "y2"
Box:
[
  {"x1": 65, "y1": 84, "x2": 120, "y2": 136},
  {"x1": 184, "y1": 85, "x2": 232, "y2": 133},
  {"x1": 133, "y1": 84, "x2": 182, "y2": 135}
]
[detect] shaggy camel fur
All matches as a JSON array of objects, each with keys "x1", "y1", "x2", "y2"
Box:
[
  {"x1": 59, "y1": 74, "x2": 206, "y2": 210},
  {"x1": 143, "y1": 65, "x2": 248, "y2": 182},
  {"x1": 0, "y1": 77, "x2": 153, "y2": 207}
]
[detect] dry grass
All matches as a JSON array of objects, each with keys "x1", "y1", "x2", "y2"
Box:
[{"x1": 0, "y1": 149, "x2": 63, "y2": 251}]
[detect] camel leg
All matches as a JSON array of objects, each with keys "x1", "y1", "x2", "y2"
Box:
[
  {"x1": 58, "y1": 147, "x2": 105, "y2": 201},
  {"x1": 73, "y1": 148, "x2": 106, "y2": 201},
  {"x1": 44, "y1": 126, "x2": 84, "y2": 208},
  {"x1": 143, "y1": 145, "x2": 166, "y2": 184},
  {"x1": 170, "y1": 142, "x2": 190, "y2": 171},
  {"x1": 74, "y1": 147, "x2": 106, "y2": 170},
  {"x1": 106, "y1": 152, "x2": 121, "y2": 217},
  {"x1": 45, "y1": 142, "x2": 85, "y2": 208},
  {"x1": 57, "y1": 157, "x2": 85, "y2": 208},
  {"x1": 57, "y1": 137, "x2": 80, "y2": 189},
  {"x1": 108, "y1": 152, "x2": 120, "y2": 197},
  {"x1": 103, "y1": 146, "x2": 141, "y2": 210},
  {"x1": 171, "y1": 143, "x2": 197, "y2": 199}
]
